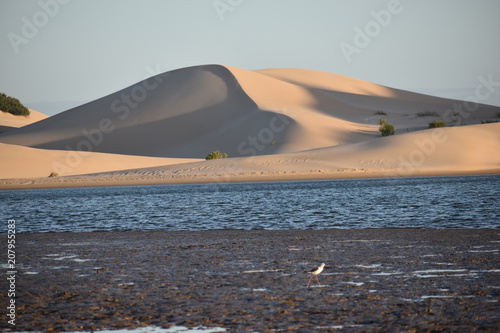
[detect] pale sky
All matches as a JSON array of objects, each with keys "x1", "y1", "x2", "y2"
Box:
[{"x1": 1, "y1": 0, "x2": 499, "y2": 115}]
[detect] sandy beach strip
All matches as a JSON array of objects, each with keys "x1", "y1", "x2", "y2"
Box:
[
  {"x1": 2, "y1": 168, "x2": 500, "y2": 190},
  {"x1": 6, "y1": 229, "x2": 499, "y2": 332}
]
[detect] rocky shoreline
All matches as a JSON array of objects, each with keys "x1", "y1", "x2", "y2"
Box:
[{"x1": 2, "y1": 229, "x2": 499, "y2": 332}]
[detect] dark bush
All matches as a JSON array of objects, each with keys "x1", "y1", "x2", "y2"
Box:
[
  {"x1": 378, "y1": 118, "x2": 395, "y2": 136},
  {"x1": 206, "y1": 150, "x2": 228, "y2": 160},
  {"x1": 428, "y1": 120, "x2": 445, "y2": 128},
  {"x1": 0, "y1": 93, "x2": 30, "y2": 116}
]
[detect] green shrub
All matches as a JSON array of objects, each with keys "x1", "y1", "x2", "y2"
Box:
[
  {"x1": 373, "y1": 110, "x2": 387, "y2": 116},
  {"x1": 378, "y1": 118, "x2": 395, "y2": 136},
  {"x1": 417, "y1": 110, "x2": 439, "y2": 117},
  {"x1": 0, "y1": 92, "x2": 30, "y2": 116},
  {"x1": 428, "y1": 120, "x2": 445, "y2": 128},
  {"x1": 206, "y1": 150, "x2": 228, "y2": 160}
]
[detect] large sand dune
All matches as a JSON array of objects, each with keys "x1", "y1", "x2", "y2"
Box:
[{"x1": 0, "y1": 65, "x2": 499, "y2": 186}]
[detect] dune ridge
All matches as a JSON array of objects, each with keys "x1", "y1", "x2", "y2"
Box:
[
  {"x1": 0, "y1": 64, "x2": 499, "y2": 187},
  {"x1": 0, "y1": 109, "x2": 48, "y2": 133}
]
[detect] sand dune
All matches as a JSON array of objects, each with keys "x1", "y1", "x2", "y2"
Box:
[
  {"x1": 0, "y1": 109, "x2": 47, "y2": 133},
  {"x1": 2, "y1": 123, "x2": 496, "y2": 188},
  {"x1": 2, "y1": 65, "x2": 498, "y2": 158},
  {"x1": 87, "y1": 123, "x2": 499, "y2": 179},
  {"x1": 0, "y1": 143, "x2": 200, "y2": 179},
  {"x1": 0, "y1": 65, "x2": 275, "y2": 158},
  {"x1": 0, "y1": 64, "x2": 499, "y2": 185}
]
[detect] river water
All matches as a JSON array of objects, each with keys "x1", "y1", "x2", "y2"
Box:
[{"x1": 1, "y1": 175, "x2": 499, "y2": 233}]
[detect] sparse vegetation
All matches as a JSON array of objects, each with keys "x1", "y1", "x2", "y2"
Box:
[
  {"x1": 428, "y1": 120, "x2": 445, "y2": 128},
  {"x1": 373, "y1": 110, "x2": 387, "y2": 116},
  {"x1": 206, "y1": 150, "x2": 228, "y2": 160},
  {"x1": 378, "y1": 118, "x2": 395, "y2": 136},
  {"x1": 417, "y1": 110, "x2": 439, "y2": 117},
  {"x1": 0, "y1": 92, "x2": 30, "y2": 116},
  {"x1": 48, "y1": 172, "x2": 59, "y2": 178},
  {"x1": 481, "y1": 120, "x2": 498, "y2": 124}
]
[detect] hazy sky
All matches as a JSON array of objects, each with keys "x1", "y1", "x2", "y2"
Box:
[{"x1": 1, "y1": 0, "x2": 500, "y2": 115}]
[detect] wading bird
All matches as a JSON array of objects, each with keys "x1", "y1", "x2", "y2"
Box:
[{"x1": 306, "y1": 263, "x2": 325, "y2": 288}]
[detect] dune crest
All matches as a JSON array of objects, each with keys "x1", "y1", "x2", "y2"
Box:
[{"x1": 0, "y1": 109, "x2": 48, "y2": 133}]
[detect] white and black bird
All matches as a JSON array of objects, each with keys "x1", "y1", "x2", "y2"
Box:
[{"x1": 306, "y1": 263, "x2": 325, "y2": 288}]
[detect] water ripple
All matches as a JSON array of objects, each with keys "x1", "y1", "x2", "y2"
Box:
[{"x1": 1, "y1": 175, "x2": 499, "y2": 233}]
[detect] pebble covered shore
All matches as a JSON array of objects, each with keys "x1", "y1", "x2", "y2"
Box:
[{"x1": 3, "y1": 229, "x2": 499, "y2": 332}]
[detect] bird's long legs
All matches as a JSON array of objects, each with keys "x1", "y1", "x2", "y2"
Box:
[{"x1": 306, "y1": 274, "x2": 321, "y2": 288}]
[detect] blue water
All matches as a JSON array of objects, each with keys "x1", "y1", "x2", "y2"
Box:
[{"x1": 1, "y1": 175, "x2": 499, "y2": 233}]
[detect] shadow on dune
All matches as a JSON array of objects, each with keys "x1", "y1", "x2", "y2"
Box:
[{"x1": 0, "y1": 65, "x2": 297, "y2": 158}]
